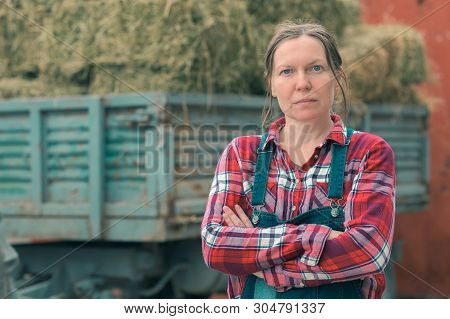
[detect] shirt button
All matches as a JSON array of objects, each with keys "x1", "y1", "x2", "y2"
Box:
[
  {"x1": 314, "y1": 154, "x2": 319, "y2": 159},
  {"x1": 292, "y1": 206, "x2": 296, "y2": 211}
]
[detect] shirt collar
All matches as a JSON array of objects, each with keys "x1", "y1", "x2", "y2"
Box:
[{"x1": 261, "y1": 113, "x2": 347, "y2": 151}]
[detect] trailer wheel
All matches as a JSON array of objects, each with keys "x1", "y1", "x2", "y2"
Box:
[{"x1": 165, "y1": 239, "x2": 227, "y2": 298}]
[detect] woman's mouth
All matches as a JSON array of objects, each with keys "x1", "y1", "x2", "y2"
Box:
[{"x1": 293, "y1": 99, "x2": 318, "y2": 105}]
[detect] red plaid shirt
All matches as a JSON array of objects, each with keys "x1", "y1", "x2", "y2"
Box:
[{"x1": 201, "y1": 114, "x2": 395, "y2": 298}]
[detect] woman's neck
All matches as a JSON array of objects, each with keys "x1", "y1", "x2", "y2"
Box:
[{"x1": 280, "y1": 116, "x2": 334, "y2": 148}]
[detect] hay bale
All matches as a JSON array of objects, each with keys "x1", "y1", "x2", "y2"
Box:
[
  {"x1": 0, "y1": 0, "x2": 44, "y2": 78},
  {"x1": 247, "y1": 0, "x2": 360, "y2": 40},
  {"x1": 1, "y1": 0, "x2": 361, "y2": 98},
  {"x1": 88, "y1": 61, "x2": 172, "y2": 94},
  {"x1": 90, "y1": 0, "x2": 360, "y2": 95},
  {"x1": 35, "y1": 0, "x2": 155, "y2": 85},
  {"x1": 86, "y1": 0, "x2": 261, "y2": 95},
  {"x1": 0, "y1": 78, "x2": 44, "y2": 98},
  {"x1": 341, "y1": 24, "x2": 427, "y2": 105},
  {"x1": 0, "y1": 77, "x2": 85, "y2": 99},
  {"x1": 0, "y1": 0, "x2": 427, "y2": 107}
]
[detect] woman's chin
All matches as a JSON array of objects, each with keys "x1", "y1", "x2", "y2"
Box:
[{"x1": 286, "y1": 110, "x2": 327, "y2": 123}]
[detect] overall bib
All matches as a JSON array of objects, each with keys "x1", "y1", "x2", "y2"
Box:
[{"x1": 241, "y1": 127, "x2": 364, "y2": 299}]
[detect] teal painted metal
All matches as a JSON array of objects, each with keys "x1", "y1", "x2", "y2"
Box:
[
  {"x1": 103, "y1": 99, "x2": 159, "y2": 219},
  {"x1": 365, "y1": 105, "x2": 429, "y2": 212},
  {"x1": 88, "y1": 99, "x2": 104, "y2": 237},
  {"x1": 159, "y1": 124, "x2": 175, "y2": 217},
  {"x1": 144, "y1": 127, "x2": 162, "y2": 217},
  {"x1": 0, "y1": 111, "x2": 32, "y2": 206},
  {"x1": 30, "y1": 109, "x2": 43, "y2": 213},
  {"x1": 144, "y1": 106, "x2": 160, "y2": 218}
]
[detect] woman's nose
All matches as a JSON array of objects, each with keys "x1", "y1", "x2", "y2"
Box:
[{"x1": 295, "y1": 73, "x2": 312, "y2": 91}]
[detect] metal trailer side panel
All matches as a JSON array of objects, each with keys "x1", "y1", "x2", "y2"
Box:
[
  {"x1": 367, "y1": 105, "x2": 429, "y2": 212},
  {"x1": 0, "y1": 95, "x2": 171, "y2": 242}
]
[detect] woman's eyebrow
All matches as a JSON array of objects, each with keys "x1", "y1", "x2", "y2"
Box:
[
  {"x1": 275, "y1": 59, "x2": 326, "y2": 70},
  {"x1": 275, "y1": 64, "x2": 294, "y2": 70}
]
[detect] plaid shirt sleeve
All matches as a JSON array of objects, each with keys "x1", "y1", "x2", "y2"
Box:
[
  {"x1": 262, "y1": 139, "x2": 396, "y2": 289},
  {"x1": 201, "y1": 138, "x2": 333, "y2": 276}
]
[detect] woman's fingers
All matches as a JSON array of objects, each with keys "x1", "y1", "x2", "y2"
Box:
[
  {"x1": 229, "y1": 212, "x2": 245, "y2": 227},
  {"x1": 223, "y1": 205, "x2": 253, "y2": 228},
  {"x1": 223, "y1": 206, "x2": 240, "y2": 226},
  {"x1": 223, "y1": 206, "x2": 245, "y2": 227},
  {"x1": 234, "y1": 204, "x2": 253, "y2": 228},
  {"x1": 223, "y1": 207, "x2": 236, "y2": 226},
  {"x1": 222, "y1": 208, "x2": 233, "y2": 226}
]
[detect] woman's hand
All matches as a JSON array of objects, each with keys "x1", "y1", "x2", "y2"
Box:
[
  {"x1": 223, "y1": 204, "x2": 253, "y2": 227},
  {"x1": 223, "y1": 204, "x2": 264, "y2": 279},
  {"x1": 223, "y1": 204, "x2": 343, "y2": 277}
]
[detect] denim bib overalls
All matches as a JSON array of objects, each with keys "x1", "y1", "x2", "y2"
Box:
[{"x1": 241, "y1": 127, "x2": 364, "y2": 299}]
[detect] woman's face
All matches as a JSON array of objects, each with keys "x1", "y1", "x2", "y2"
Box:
[{"x1": 270, "y1": 35, "x2": 338, "y2": 123}]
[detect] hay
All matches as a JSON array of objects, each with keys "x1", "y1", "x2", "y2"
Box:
[
  {"x1": 88, "y1": 0, "x2": 260, "y2": 95},
  {"x1": 341, "y1": 24, "x2": 428, "y2": 105},
  {"x1": 0, "y1": 0, "x2": 44, "y2": 79},
  {"x1": 0, "y1": 78, "x2": 46, "y2": 98},
  {"x1": 0, "y1": 77, "x2": 84, "y2": 99},
  {"x1": 246, "y1": 0, "x2": 360, "y2": 40},
  {"x1": 0, "y1": 0, "x2": 361, "y2": 98},
  {"x1": 36, "y1": 0, "x2": 157, "y2": 85},
  {"x1": 0, "y1": 0, "x2": 428, "y2": 108}
]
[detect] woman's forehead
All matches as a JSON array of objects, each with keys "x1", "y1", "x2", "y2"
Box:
[{"x1": 273, "y1": 36, "x2": 326, "y2": 67}]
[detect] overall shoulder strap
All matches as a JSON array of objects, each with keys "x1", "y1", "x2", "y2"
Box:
[
  {"x1": 328, "y1": 127, "x2": 354, "y2": 200},
  {"x1": 251, "y1": 132, "x2": 274, "y2": 207}
]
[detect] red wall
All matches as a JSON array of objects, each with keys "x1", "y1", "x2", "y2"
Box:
[{"x1": 360, "y1": 0, "x2": 450, "y2": 298}]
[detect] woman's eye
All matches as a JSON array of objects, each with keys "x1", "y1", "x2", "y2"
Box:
[
  {"x1": 280, "y1": 69, "x2": 292, "y2": 75},
  {"x1": 311, "y1": 65, "x2": 322, "y2": 72}
]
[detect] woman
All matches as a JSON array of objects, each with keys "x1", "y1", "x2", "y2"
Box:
[{"x1": 201, "y1": 21, "x2": 395, "y2": 299}]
